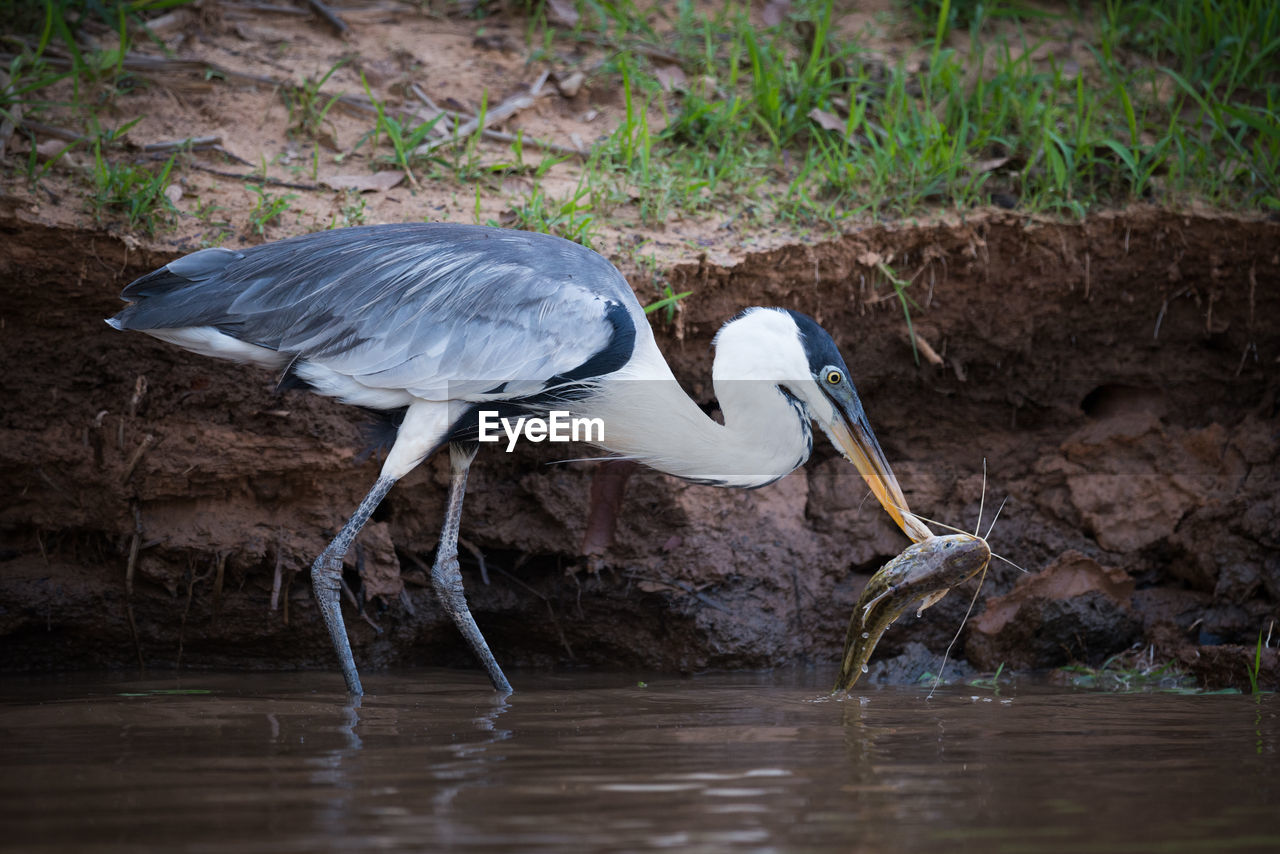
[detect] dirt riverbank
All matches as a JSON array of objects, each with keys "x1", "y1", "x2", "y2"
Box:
[{"x1": 2, "y1": 207, "x2": 1276, "y2": 689}]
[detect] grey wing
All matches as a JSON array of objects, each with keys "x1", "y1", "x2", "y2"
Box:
[{"x1": 110, "y1": 224, "x2": 640, "y2": 405}]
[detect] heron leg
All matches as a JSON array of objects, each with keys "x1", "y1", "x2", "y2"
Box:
[
  {"x1": 432, "y1": 443, "x2": 513, "y2": 694},
  {"x1": 311, "y1": 474, "x2": 396, "y2": 696}
]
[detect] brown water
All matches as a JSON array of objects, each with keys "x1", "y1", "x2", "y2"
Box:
[{"x1": 1, "y1": 669, "x2": 1276, "y2": 854}]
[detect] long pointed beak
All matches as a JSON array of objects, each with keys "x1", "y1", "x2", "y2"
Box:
[{"x1": 824, "y1": 395, "x2": 932, "y2": 542}]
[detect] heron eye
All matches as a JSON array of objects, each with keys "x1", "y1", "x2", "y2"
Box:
[{"x1": 825, "y1": 370, "x2": 842, "y2": 385}]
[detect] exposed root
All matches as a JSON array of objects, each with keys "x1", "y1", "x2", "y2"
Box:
[
  {"x1": 339, "y1": 575, "x2": 382, "y2": 634},
  {"x1": 120, "y1": 434, "x2": 156, "y2": 485},
  {"x1": 177, "y1": 554, "x2": 216, "y2": 670},
  {"x1": 491, "y1": 564, "x2": 576, "y2": 661},
  {"x1": 124, "y1": 502, "x2": 143, "y2": 670},
  {"x1": 458, "y1": 536, "x2": 490, "y2": 585},
  {"x1": 212, "y1": 551, "x2": 226, "y2": 626},
  {"x1": 270, "y1": 529, "x2": 285, "y2": 612}
]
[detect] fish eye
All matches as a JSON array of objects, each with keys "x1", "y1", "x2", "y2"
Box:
[{"x1": 825, "y1": 369, "x2": 842, "y2": 385}]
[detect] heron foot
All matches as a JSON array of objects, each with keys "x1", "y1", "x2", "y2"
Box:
[
  {"x1": 431, "y1": 551, "x2": 512, "y2": 694},
  {"x1": 311, "y1": 550, "x2": 364, "y2": 696}
]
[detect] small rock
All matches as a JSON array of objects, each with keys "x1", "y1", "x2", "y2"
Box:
[{"x1": 555, "y1": 70, "x2": 585, "y2": 99}]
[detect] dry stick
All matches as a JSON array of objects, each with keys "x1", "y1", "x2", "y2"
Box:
[
  {"x1": 408, "y1": 84, "x2": 585, "y2": 156},
  {"x1": 128, "y1": 375, "x2": 147, "y2": 417},
  {"x1": 304, "y1": 0, "x2": 349, "y2": 36},
  {"x1": 142, "y1": 135, "x2": 222, "y2": 152},
  {"x1": 120, "y1": 434, "x2": 156, "y2": 485},
  {"x1": 212, "y1": 551, "x2": 227, "y2": 626},
  {"x1": 186, "y1": 162, "x2": 320, "y2": 191},
  {"x1": 0, "y1": 51, "x2": 277, "y2": 90},
  {"x1": 224, "y1": 2, "x2": 309, "y2": 15},
  {"x1": 458, "y1": 536, "x2": 490, "y2": 585},
  {"x1": 411, "y1": 73, "x2": 550, "y2": 157},
  {"x1": 625, "y1": 572, "x2": 728, "y2": 612},
  {"x1": 475, "y1": 125, "x2": 586, "y2": 158},
  {"x1": 913, "y1": 331, "x2": 944, "y2": 366},
  {"x1": 14, "y1": 119, "x2": 85, "y2": 143},
  {"x1": 339, "y1": 576, "x2": 383, "y2": 633},
  {"x1": 281, "y1": 569, "x2": 294, "y2": 626},
  {"x1": 125, "y1": 502, "x2": 144, "y2": 670},
  {"x1": 141, "y1": 138, "x2": 252, "y2": 166},
  {"x1": 270, "y1": 528, "x2": 285, "y2": 612},
  {"x1": 489, "y1": 564, "x2": 576, "y2": 661},
  {"x1": 178, "y1": 557, "x2": 216, "y2": 670},
  {"x1": 20, "y1": 49, "x2": 581, "y2": 165}
]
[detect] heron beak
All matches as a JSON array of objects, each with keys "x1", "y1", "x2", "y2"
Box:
[{"x1": 823, "y1": 390, "x2": 931, "y2": 543}]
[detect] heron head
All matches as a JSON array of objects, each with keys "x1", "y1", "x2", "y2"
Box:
[{"x1": 772, "y1": 309, "x2": 930, "y2": 542}]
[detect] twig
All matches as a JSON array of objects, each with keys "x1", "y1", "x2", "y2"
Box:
[
  {"x1": 1154, "y1": 287, "x2": 1192, "y2": 341},
  {"x1": 14, "y1": 119, "x2": 86, "y2": 143},
  {"x1": 1083, "y1": 250, "x2": 1091, "y2": 300},
  {"x1": 458, "y1": 536, "x2": 490, "y2": 585},
  {"x1": 625, "y1": 572, "x2": 728, "y2": 612},
  {"x1": 141, "y1": 137, "x2": 251, "y2": 165},
  {"x1": 912, "y1": 331, "x2": 944, "y2": 367},
  {"x1": 120, "y1": 434, "x2": 156, "y2": 484},
  {"x1": 212, "y1": 551, "x2": 226, "y2": 625},
  {"x1": 270, "y1": 528, "x2": 284, "y2": 612},
  {"x1": 125, "y1": 504, "x2": 141, "y2": 599},
  {"x1": 224, "y1": 2, "x2": 308, "y2": 15},
  {"x1": 304, "y1": 0, "x2": 348, "y2": 36},
  {"x1": 412, "y1": 80, "x2": 548, "y2": 157},
  {"x1": 0, "y1": 51, "x2": 279, "y2": 89},
  {"x1": 409, "y1": 83, "x2": 585, "y2": 155},
  {"x1": 142, "y1": 135, "x2": 222, "y2": 152},
  {"x1": 474, "y1": 125, "x2": 586, "y2": 157},
  {"x1": 125, "y1": 502, "x2": 145, "y2": 670},
  {"x1": 187, "y1": 162, "x2": 320, "y2": 190},
  {"x1": 177, "y1": 557, "x2": 216, "y2": 670},
  {"x1": 490, "y1": 565, "x2": 575, "y2": 660},
  {"x1": 281, "y1": 568, "x2": 294, "y2": 625},
  {"x1": 127, "y1": 374, "x2": 147, "y2": 417},
  {"x1": 340, "y1": 576, "x2": 382, "y2": 633}
]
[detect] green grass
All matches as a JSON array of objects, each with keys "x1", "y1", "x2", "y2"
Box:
[
  {"x1": 245, "y1": 183, "x2": 296, "y2": 235},
  {"x1": 1246, "y1": 629, "x2": 1264, "y2": 695},
  {"x1": 552, "y1": 0, "x2": 1280, "y2": 225},
  {"x1": 5, "y1": 0, "x2": 1278, "y2": 246},
  {"x1": 489, "y1": 178, "x2": 597, "y2": 246},
  {"x1": 642, "y1": 285, "x2": 692, "y2": 322},
  {"x1": 968, "y1": 661, "x2": 1008, "y2": 693},
  {"x1": 89, "y1": 149, "x2": 176, "y2": 234},
  {"x1": 359, "y1": 74, "x2": 445, "y2": 187},
  {"x1": 283, "y1": 59, "x2": 348, "y2": 142},
  {"x1": 85, "y1": 117, "x2": 176, "y2": 234},
  {"x1": 1058, "y1": 650, "x2": 1202, "y2": 694}
]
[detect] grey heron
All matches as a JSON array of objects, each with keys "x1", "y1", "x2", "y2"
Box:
[{"x1": 107, "y1": 223, "x2": 929, "y2": 695}]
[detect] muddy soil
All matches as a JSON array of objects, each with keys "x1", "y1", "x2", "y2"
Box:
[{"x1": 2, "y1": 207, "x2": 1277, "y2": 690}]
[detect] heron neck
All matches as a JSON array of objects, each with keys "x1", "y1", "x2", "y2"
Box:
[{"x1": 586, "y1": 339, "x2": 811, "y2": 488}]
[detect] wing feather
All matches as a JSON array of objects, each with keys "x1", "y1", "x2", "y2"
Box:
[{"x1": 111, "y1": 224, "x2": 640, "y2": 404}]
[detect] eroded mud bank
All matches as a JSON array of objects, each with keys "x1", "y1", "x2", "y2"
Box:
[{"x1": 1, "y1": 209, "x2": 1276, "y2": 688}]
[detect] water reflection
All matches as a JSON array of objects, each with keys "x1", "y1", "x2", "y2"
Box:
[{"x1": 0, "y1": 670, "x2": 1275, "y2": 853}]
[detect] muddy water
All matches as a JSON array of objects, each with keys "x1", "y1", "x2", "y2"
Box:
[{"x1": 1, "y1": 670, "x2": 1276, "y2": 854}]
